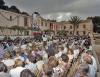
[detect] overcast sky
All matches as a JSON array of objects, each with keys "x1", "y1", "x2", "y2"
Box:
[{"x1": 5, "y1": 0, "x2": 100, "y2": 21}]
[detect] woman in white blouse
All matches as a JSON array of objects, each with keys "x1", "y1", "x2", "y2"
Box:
[{"x1": 9, "y1": 59, "x2": 26, "y2": 77}]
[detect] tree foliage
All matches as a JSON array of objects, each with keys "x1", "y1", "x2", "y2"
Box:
[
  {"x1": 9, "y1": 5, "x2": 20, "y2": 13},
  {"x1": 0, "y1": 0, "x2": 5, "y2": 6},
  {"x1": 44, "y1": 29, "x2": 54, "y2": 35},
  {"x1": 69, "y1": 16, "x2": 81, "y2": 28},
  {"x1": 21, "y1": 12, "x2": 29, "y2": 16},
  {"x1": 89, "y1": 16, "x2": 100, "y2": 33},
  {"x1": 0, "y1": 0, "x2": 9, "y2": 10},
  {"x1": 34, "y1": 12, "x2": 40, "y2": 15},
  {"x1": 69, "y1": 16, "x2": 81, "y2": 35},
  {"x1": 0, "y1": 0, "x2": 28, "y2": 14},
  {"x1": 57, "y1": 30, "x2": 68, "y2": 36}
]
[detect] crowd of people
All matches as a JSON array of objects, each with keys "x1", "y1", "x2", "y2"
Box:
[{"x1": 0, "y1": 35, "x2": 97, "y2": 77}]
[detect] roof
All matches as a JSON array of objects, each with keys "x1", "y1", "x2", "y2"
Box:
[
  {"x1": 59, "y1": 19, "x2": 92, "y2": 24},
  {"x1": 0, "y1": 9, "x2": 31, "y2": 17}
]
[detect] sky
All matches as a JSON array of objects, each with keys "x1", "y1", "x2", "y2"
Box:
[{"x1": 5, "y1": 0, "x2": 100, "y2": 21}]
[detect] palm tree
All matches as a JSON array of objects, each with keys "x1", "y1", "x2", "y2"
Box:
[{"x1": 69, "y1": 16, "x2": 81, "y2": 35}]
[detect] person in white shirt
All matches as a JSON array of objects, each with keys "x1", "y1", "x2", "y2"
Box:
[
  {"x1": 37, "y1": 46, "x2": 48, "y2": 63},
  {"x1": 2, "y1": 52, "x2": 15, "y2": 67},
  {"x1": 86, "y1": 51, "x2": 97, "y2": 75},
  {"x1": 25, "y1": 55, "x2": 38, "y2": 74},
  {"x1": 42, "y1": 35, "x2": 47, "y2": 42},
  {"x1": 14, "y1": 51, "x2": 29, "y2": 64},
  {"x1": 20, "y1": 69, "x2": 36, "y2": 77},
  {"x1": 73, "y1": 44, "x2": 80, "y2": 59},
  {"x1": 10, "y1": 59, "x2": 26, "y2": 77},
  {"x1": 0, "y1": 62, "x2": 10, "y2": 77},
  {"x1": 67, "y1": 48, "x2": 74, "y2": 63},
  {"x1": 42, "y1": 35, "x2": 47, "y2": 48},
  {"x1": 83, "y1": 53, "x2": 97, "y2": 77},
  {"x1": 35, "y1": 54, "x2": 44, "y2": 71},
  {"x1": 55, "y1": 46, "x2": 64, "y2": 59}
]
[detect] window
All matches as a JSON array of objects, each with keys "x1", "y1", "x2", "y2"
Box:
[
  {"x1": 70, "y1": 31, "x2": 72, "y2": 35},
  {"x1": 50, "y1": 23, "x2": 53, "y2": 29},
  {"x1": 83, "y1": 31, "x2": 86, "y2": 35},
  {"x1": 83, "y1": 24, "x2": 86, "y2": 28},
  {"x1": 77, "y1": 31, "x2": 79, "y2": 35},
  {"x1": 64, "y1": 26, "x2": 66, "y2": 29},
  {"x1": 10, "y1": 16, "x2": 12, "y2": 21},
  {"x1": 24, "y1": 17, "x2": 28, "y2": 26},
  {"x1": 45, "y1": 22, "x2": 47, "y2": 26},
  {"x1": 70, "y1": 26, "x2": 72, "y2": 29},
  {"x1": 41, "y1": 21, "x2": 43, "y2": 26},
  {"x1": 77, "y1": 25, "x2": 79, "y2": 28}
]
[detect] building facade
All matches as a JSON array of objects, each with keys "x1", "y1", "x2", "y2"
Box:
[
  {"x1": 0, "y1": 9, "x2": 93, "y2": 36},
  {"x1": 62, "y1": 19, "x2": 93, "y2": 35},
  {"x1": 0, "y1": 9, "x2": 32, "y2": 36},
  {"x1": 33, "y1": 14, "x2": 93, "y2": 36}
]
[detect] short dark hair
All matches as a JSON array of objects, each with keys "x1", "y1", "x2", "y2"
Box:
[
  {"x1": 86, "y1": 50, "x2": 93, "y2": 55},
  {"x1": 43, "y1": 64, "x2": 53, "y2": 77},
  {"x1": 35, "y1": 54, "x2": 42, "y2": 61},
  {"x1": 0, "y1": 62, "x2": 8, "y2": 73},
  {"x1": 29, "y1": 55, "x2": 37, "y2": 63},
  {"x1": 61, "y1": 54, "x2": 69, "y2": 62},
  {"x1": 79, "y1": 63, "x2": 89, "y2": 74},
  {"x1": 20, "y1": 69, "x2": 36, "y2": 77}
]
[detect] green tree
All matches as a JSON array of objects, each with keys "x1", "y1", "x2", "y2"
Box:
[
  {"x1": 2, "y1": 5, "x2": 9, "y2": 10},
  {"x1": 57, "y1": 30, "x2": 68, "y2": 36},
  {"x1": 21, "y1": 12, "x2": 29, "y2": 16},
  {"x1": 69, "y1": 16, "x2": 81, "y2": 35},
  {"x1": 92, "y1": 16, "x2": 100, "y2": 33},
  {"x1": 0, "y1": 0, "x2": 5, "y2": 6},
  {"x1": 9, "y1": 5, "x2": 20, "y2": 13},
  {"x1": 34, "y1": 12, "x2": 40, "y2": 15},
  {"x1": 44, "y1": 29, "x2": 54, "y2": 35},
  {"x1": 0, "y1": 0, "x2": 8, "y2": 10}
]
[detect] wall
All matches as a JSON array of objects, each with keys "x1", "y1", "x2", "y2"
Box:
[{"x1": 0, "y1": 9, "x2": 32, "y2": 36}]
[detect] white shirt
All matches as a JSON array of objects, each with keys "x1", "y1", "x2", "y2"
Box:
[
  {"x1": 63, "y1": 47, "x2": 67, "y2": 54},
  {"x1": 36, "y1": 60, "x2": 44, "y2": 71},
  {"x1": 55, "y1": 51, "x2": 63, "y2": 59},
  {"x1": 89, "y1": 64, "x2": 96, "y2": 77},
  {"x1": 52, "y1": 66, "x2": 64, "y2": 77},
  {"x1": 43, "y1": 36, "x2": 47, "y2": 41},
  {"x1": 21, "y1": 45, "x2": 27, "y2": 50},
  {"x1": 89, "y1": 46, "x2": 93, "y2": 51},
  {"x1": 81, "y1": 39, "x2": 85, "y2": 46},
  {"x1": 14, "y1": 56, "x2": 29, "y2": 64},
  {"x1": 70, "y1": 42, "x2": 75, "y2": 48},
  {"x1": 2, "y1": 59, "x2": 15, "y2": 67},
  {"x1": 13, "y1": 46, "x2": 18, "y2": 51},
  {"x1": 91, "y1": 56, "x2": 97, "y2": 72},
  {"x1": 25, "y1": 63, "x2": 38, "y2": 73},
  {"x1": 73, "y1": 49, "x2": 79, "y2": 58},
  {"x1": 10, "y1": 67, "x2": 26, "y2": 77}
]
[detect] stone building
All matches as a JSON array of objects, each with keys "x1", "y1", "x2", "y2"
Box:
[
  {"x1": 33, "y1": 14, "x2": 93, "y2": 36},
  {"x1": 0, "y1": 9, "x2": 32, "y2": 36},
  {"x1": 62, "y1": 19, "x2": 93, "y2": 35},
  {"x1": 0, "y1": 9, "x2": 93, "y2": 36}
]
